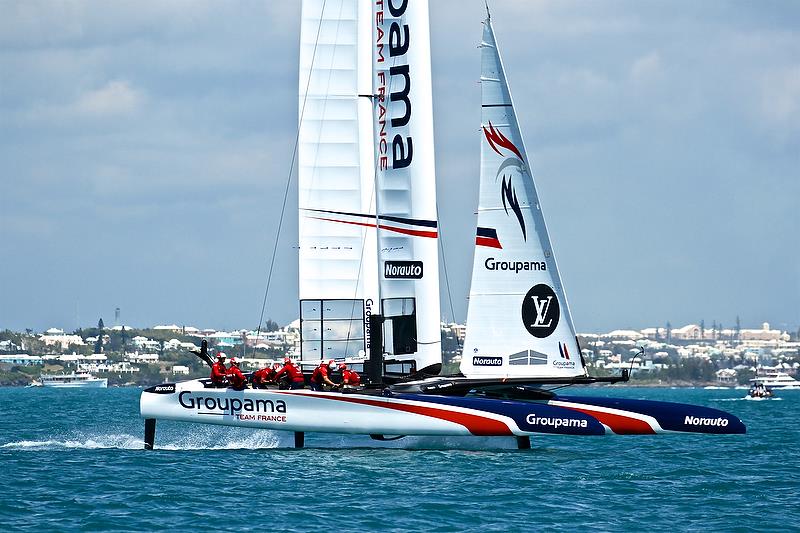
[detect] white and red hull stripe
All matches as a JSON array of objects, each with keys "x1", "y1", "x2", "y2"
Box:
[
  {"x1": 274, "y1": 390, "x2": 515, "y2": 436},
  {"x1": 549, "y1": 399, "x2": 663, "y2": 435}
]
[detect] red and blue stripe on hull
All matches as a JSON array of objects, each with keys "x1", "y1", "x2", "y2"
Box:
[{"x1": 278, "y1": 391, "x2": 745, "y2": 436}]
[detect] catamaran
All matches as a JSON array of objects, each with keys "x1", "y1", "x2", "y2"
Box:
[{"x1": 140, "y1": 1, "x2": 745, "y2": 449}]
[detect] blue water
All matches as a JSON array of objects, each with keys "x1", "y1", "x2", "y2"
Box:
[{"x1": 1, "y1": 387, "x2": 798, "y2": 532}]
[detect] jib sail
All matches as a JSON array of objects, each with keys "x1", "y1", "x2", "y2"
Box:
[{"x1": 461, "y1": 15, "x2": 586, "y2": 380}]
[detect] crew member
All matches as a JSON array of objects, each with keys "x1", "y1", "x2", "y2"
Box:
[
  {"x1": 210, "y1": 352, "x2": 228, "y2": 387},
  {"x1": 269, "y1": 361, "x2": 284, "y2": 387},
  {"x1": 340, "y1": 363, "x2": 361, "y2": 388},
  {"x1": 310, "y1": 360, "x2": 338, "y2": 391},
  {"x1": 273, "y1": 357, "x2": 305, "y2": 389},
  {"x1": 226, "y1": 357, "x2": 248, "y2": 390},
  {"x1": 251, "y1": 364, "x2": 275, "y2": 389}
]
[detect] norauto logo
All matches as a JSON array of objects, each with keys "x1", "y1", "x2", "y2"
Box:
[
  {"x1": 473, "y1": 356, "x2": 503, "y2": 367},
  {"x1": 179, "y1": 391, "x2": 287, "y2": 422},
  {"x1": 684, "y1": 415, "x2": 729, "y2": 427},
  {"x1": 384, "y1": 260, "x2": 423, "y2": 279},
  {"x1": 147, "y1": 384, "x2": 175, "y2": 394}
]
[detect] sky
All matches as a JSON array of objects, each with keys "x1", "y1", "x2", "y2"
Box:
[{"x1": 1, "y1": 1, "x2": 798, "y2": 334}]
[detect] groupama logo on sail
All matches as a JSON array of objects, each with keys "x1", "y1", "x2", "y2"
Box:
[{"x1": 375, "y1": 0, "x2": 413, "y2": 171}]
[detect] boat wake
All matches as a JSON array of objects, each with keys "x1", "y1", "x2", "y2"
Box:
[
  {"x1": 156, "y1": 427, "x2": 284, "y2": 450},
  {"x1": 1, "y1": 428, "x2": 285, "y2": 451},
  {"x1": 714, "y1": 397, "x2": 783, "y2": 402},
  {"x1": 742, "y1": 396, "x2": 783, "y2": 402},
  {"x1": 1, "y1": 433, "x2": 142, "y2": 450},
  {"x1": 2, "y1": 429, "x2": 528, "y2": 452}
]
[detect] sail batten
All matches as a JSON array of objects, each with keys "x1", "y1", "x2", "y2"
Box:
[{"x1": 461, "y1": 17, "x2": 586, "y2": 380}]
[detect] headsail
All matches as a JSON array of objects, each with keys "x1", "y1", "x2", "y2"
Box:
[
  {"x1": 461, "y1": 16, "x2": 586, "y2": 379},
  {"x1": 298, "y1": 0, "x2": 377, "y2": 361}
]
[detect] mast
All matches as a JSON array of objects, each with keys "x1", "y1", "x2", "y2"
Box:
[{"x1": 461, "y1": 15, "x2": 586, "y2": 380}]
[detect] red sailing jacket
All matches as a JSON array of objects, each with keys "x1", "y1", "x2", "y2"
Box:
[
  {"x1": 210, "y1": 362, "x2": 227, "y2": 384},
  {"x1": 275, "y1": 363, "x2": 304, "y2": 383},
  {"x1": 342, "y1": 369, "x2": 361, "y2": 386},
  {"x1": 251, "y1": 367, "x2": 273, "y2": 385},
  {"x1": 311, "y1": 365, "x2": 330, "y2": 385},
  {"x1": 226, "y1": 365, "x2": 247, "y2": 389}
]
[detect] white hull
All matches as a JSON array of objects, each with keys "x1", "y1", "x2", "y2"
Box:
[
  {"x1": 140, "y1": 379, "x2": 746, "y2": 440},
  {"x1": 42, "y1": 378, "x2": 108, "y2": 388},
  {"x1": 143, "y1": 381, "x2": 511, "y2": 436},
  {"x1": 750, "y1": 373, "x2": 800, "y2": 389}
]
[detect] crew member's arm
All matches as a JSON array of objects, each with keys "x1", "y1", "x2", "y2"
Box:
[{"x1": 323, "y1": 372, "x2": 338, "y2": 387}]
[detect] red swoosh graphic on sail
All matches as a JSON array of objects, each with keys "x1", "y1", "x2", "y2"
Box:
[
  {"x1": 308, "y1": 216, "x2": 438, "y2": 239},
  {"x1": 483, "y1": 121, "x2": 523, "y2": 160},
  {"x1": 275, "y1": 391, "x2": 513, "y2": 436}
]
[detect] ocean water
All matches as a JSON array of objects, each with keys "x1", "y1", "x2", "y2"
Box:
[{"x1": 1, "y1": 386, "x2": 797, "y2": 532}]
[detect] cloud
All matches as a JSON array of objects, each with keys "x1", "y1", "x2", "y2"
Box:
[
  {"x1": 22, "y1": 79, "x2": 144, "y2": 123},
  {"x1": 630, "y1": 52, "x2": 662, "y2": 84},
  {"x1": 72, "y1": 80, "x2": 143, "y2": 117},
  {"x1": 759, "y1": 65, "x2": 800, "y2": 128}
]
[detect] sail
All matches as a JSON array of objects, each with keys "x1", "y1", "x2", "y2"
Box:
[
  {"x1": 461, "y1": 16, "x2": 586, "y2": 379},
  {"x1": 298, "y1": 0, "x2": 377, "y2": 361},
  {"x1": 373, "y1": 0, "x2": 441, "y2": 372},
  {"x1": 298, "y1": 0, "x2": 441, "y2": 372}
]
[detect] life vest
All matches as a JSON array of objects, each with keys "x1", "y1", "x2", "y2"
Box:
[
  {"x1": 210, "y1": 362, "x2": 227, "y2": 384},
  {"x1": 311, "y1": 365, "x2": 329, "y2": 384},
  {"x1": 276, "y1": 363, "x2": 304, "y2": 383},
  {"x1": 343, "y1": 369, "x2": 361, "y2": 386},
  {"x1": 252, "y1": 367, "x2": 273, "y2": 385},
  {"x1": 226, "y1": 366, "x2": 247, "y2": 389}
]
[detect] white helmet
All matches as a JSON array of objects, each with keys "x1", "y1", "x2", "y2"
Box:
[
  {"x1": 217, "y1": 352, "x2": 227, "y2": 359},
  {"x1": 230, "y1": 357, "x2": 240, "y2": 365}
]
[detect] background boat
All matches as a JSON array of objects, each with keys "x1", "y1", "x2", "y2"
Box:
[{"x1": 40, "y1": 371, "x2": 108, "y2": 389}]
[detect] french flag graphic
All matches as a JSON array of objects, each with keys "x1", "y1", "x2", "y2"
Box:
[
  {"x1": 476, "y1": 227, "x2": 502, "y2": 249},
  {"x1": 558, "y1": 342, "x2": 570, "y2": 360}
]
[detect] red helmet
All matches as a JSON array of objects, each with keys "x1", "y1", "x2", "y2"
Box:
[
  {"x1": 284, "y1": 357, "x2": 292, "y2": 364},
  {"x1": 338, "y1": 363, "x2": 347, "y2": 370},
  {"x1": 230, "y1": 357, "x2": 240, "y2": 365}
]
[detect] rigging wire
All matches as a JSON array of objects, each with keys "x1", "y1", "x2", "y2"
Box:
[
  {"x1": 248, "y1": 0, "x2": 328, "y2": 360},
  {"x1": 437, "y1": 210, "x2": 463, "y2": 357}
]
